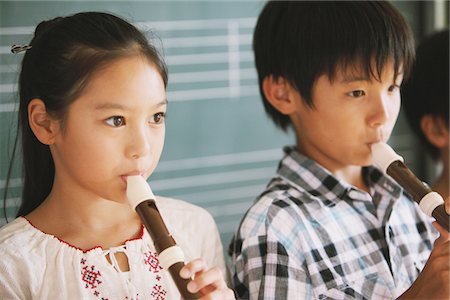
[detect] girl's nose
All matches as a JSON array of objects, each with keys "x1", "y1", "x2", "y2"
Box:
[{"x1": 125, "y1": 126, "x2": 151, "y2": 159}]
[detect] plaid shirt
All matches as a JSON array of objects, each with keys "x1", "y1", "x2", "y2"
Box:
[{"x1": 229, "y1": 146, "x2": 437, "y2": 300}]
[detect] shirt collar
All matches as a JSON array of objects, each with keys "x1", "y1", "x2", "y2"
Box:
[{"x1": 277, "y1": 146, "x2": 402, "y2": 204}]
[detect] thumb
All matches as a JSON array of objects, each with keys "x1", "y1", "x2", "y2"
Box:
[{"x1": 432, "y1": 221, "x2": 450, "y2": 244}]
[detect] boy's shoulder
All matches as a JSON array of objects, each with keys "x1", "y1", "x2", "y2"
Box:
[{"x1": 238, "y1": 175, "x2": 318, "y2": 237}]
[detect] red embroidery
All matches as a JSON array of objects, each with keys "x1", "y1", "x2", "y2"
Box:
[
  {"x1": 151, "y1": 284, "x2": 167, "y2": 300},
  {"x1": 144, "y1": 251, "x2": 163, "y2": 274},
  {"x1": 144, "y1": 251, "x2": 167, "y2": 299},
  {"x1": 82, "y1": 265, "x2": 103, "y2": 289},
  {"x1": 80, "y1": 259, "x2": 106, "y2": 299},
  {"x1": 79, "y1": 251, "x2": 167, "y2": 299}
]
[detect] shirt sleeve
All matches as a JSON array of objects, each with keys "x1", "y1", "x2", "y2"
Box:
[
  {"x1": 198, "y1": 209, "x2": 228, "y2": 283},
  {"x1": 0, "y1": 248, "x2": 30, "y2": 300}
]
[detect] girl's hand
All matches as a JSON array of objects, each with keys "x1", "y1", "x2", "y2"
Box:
[{"x1": 180, "y1": 258, "x2": 235, "y2": 300}]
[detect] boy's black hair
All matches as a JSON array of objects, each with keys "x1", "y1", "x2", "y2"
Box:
[
  {"x1": 253, "y1": 1, "x2": 415, "y2": 131},
  {"x1": 402, "y1": 29, "x2": 449, "y2": 160}
]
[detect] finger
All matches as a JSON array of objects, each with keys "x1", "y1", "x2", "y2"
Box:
[
  {"x1": 179, "y1": 258, "x2": 207, "y2": 279},
  {"x1": 188, "y1": 267, "x2": 225, "y2": 294},
  {"x1": 198, "y1": 287, "x2": 235, "y2": 300}
]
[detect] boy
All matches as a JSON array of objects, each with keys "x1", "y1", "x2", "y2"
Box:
[
  {"x1": 402, "y1": 29, "x2": 449, "y2": 199},
  {"x1": 229, "y1": 2, "x2": 450, "y2": 299}
]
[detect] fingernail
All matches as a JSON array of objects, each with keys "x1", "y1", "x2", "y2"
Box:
[
  {"x1": 179, "y1": 268, "x2": 190, "y2": 278},
  {"x1": 187, "y1": 281, "x2": 197, "y2": 293}
]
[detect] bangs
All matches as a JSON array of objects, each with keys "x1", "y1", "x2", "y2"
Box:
[{"x1": 316, "y1": 2, "x2": 414, "y2": 83}]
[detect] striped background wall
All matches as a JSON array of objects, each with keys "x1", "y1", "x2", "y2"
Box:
[{"x1": 0, "y1": 1, "x2": 434, "y2": 253}]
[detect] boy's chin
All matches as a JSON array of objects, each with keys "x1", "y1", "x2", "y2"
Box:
[{"x1": 356, "y1": 156, "x2": 374, "y2": 167}]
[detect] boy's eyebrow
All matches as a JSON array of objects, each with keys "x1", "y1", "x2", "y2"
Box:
[
  {"x1": 94, "y1": 99, "x2": 168, "y2": 110},
  {"x1": 340, "y1": 72, "x2": 404, "y2": 84},
  {"x1": 340, "y1": 75, "x2": 371, "y2": 83}
]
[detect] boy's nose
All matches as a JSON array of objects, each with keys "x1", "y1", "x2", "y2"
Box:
[
  {"x1": 126, "y1": 126, "x2": 151, "y2": 159},
  {"x1": 368, "y1": 94, "x2": 390, "y2": 127}
]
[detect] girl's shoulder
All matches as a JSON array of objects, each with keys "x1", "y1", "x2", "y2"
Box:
[
  {"x1": 0, "y1": 217, "x2": 68, "y2": 257},
  {"x1": 0, "y1": 217, "x2": 35, "y2": 250},
  {"x1": 153, "y1": 195, "x2": 219, "y2": 243},
  {"x1": 155, "y1": 196, "x2": 215, "y2": 223},
  {"x1": 152, "y1": 196, "x2": 225, "y2": 270}
]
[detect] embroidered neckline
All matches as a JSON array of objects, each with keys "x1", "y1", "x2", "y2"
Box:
[{"x1": 22, "y1": 216, "x2": 145, "y2": 253}]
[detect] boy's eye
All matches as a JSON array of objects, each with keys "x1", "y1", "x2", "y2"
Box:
[
  {"x1": 150, "y1": 112, "x2": 166, "y2": 124},
  {"x1": 348, "y1": 90, "x2": 366, "y2": 97},
  {"x1": 105, "y1": 116, "x2": 126, "y2": 127},
  {"x1": 388, "y1": 85, "x2": 399, "y2": 92}
]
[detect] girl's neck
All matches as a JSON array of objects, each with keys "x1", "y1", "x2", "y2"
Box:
[{"x1": 26, "y1": 180, "x2": 142, "y2": 250}]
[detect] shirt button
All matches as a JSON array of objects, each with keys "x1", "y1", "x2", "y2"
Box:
[{"x1": 388, "y1": 227, "x2": 394, "y2": 238}]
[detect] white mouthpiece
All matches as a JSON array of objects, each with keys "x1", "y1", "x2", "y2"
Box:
[
  {"x1": 371, "y1": 142, "x2": 404, "y2": 174},
  {"x1": 126, "y1": 175, "x2": 155, "y2": 210}
]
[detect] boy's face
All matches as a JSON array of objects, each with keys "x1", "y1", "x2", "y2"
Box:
[
  {"x1": 50, "y1": 56, "x2": 167, "y2": 203},
  {"x1": 292, "y1": 61, "x2": 402, "y2": 172}
]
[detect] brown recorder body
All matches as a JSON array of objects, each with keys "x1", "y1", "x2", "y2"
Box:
[{"x1": 127, "y1": 175, "x2": 200, "y2": 299}]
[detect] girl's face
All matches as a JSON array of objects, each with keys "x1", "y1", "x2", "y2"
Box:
[{"x1": 50, "y1": 56, "x2": 166, "y2": 203}]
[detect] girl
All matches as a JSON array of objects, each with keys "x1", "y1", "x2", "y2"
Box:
[{"x1": 0, "y1": 12, "x2": 234, "y2": 300}]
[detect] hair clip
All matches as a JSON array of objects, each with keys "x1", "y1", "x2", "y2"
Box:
[{"x1": 11, "y1": 44, "x2": 32, "y2": 54}]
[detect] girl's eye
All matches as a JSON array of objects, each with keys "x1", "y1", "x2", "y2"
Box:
[
  {"x1": 348, "y1": 90, "x2": 366, "y2": 97},
  {"x1": 105, "y1": 116, "x2": 126, "y2": 127},
  {"x1": 150, "y1": 112, "x2": 166, "y2": 124}
]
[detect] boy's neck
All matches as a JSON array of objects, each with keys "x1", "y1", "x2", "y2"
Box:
[
  {"x1": 294, "y1": 145, "x2": 370, "y2": 193},
  {"x1": 333, "y1": 166, "x2": 370, "y2": 194}
]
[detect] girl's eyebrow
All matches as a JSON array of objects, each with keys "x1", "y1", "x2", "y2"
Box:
[{"x1": 94, "y1": 99, "x2": 168, "y2": 110}]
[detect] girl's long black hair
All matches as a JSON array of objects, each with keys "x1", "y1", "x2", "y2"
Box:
[{"x1": 3, "y1": 12, "x2": 168, "y2": 219}]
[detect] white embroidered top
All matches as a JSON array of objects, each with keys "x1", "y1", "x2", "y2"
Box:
[{"x1": 0, "y1": 196, "x2": 226, "y2": 300}]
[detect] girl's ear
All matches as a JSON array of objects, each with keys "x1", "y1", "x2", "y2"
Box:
[
  {"x1": 420, "y1": 114, "x2": 449, "y2": 148},
  {"x1": 262, "y1": 75, "x2": 299, "y2": 115},
  {"x1": 28, "y1": 99, "x2": 60, "y2": 145}
]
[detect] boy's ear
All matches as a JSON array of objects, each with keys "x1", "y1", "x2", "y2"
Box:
[
  {"x1": 262, "y1": 76, "x2": 298, "y2": 115},
  {"x1": 28, "y1": 99, "x2": 60, "y2": 145},
  {"x1": 420, "y1": 114, "x2": 449, "y2": 148}
]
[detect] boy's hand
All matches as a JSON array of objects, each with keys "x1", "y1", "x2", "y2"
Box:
[
  {"x1": 397, "y1": 199, "x2": 450, "y2": 300},
  {"x1": 180, "y1": 258, "x2": 235, "y2": 300}
]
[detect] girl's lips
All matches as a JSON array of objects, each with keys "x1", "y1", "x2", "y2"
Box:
[{"x1": 121, "y1": 173, "x2": 145, "y2": 184}]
